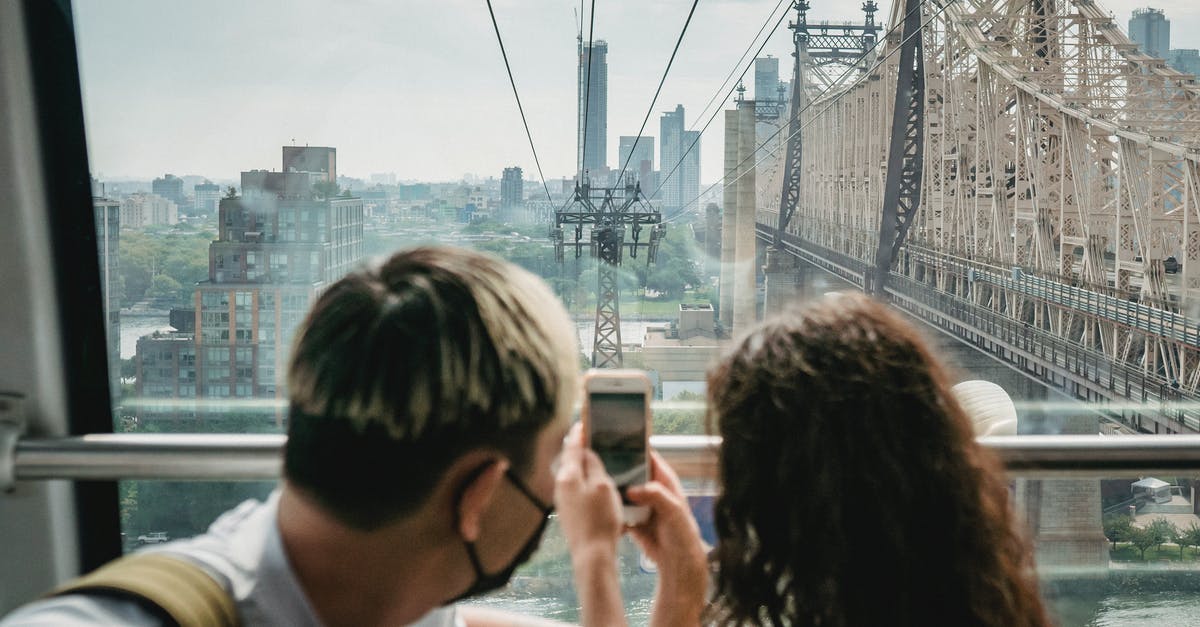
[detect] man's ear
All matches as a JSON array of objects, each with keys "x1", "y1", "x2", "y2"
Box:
[{"x1": 457, "y1": 459, "x2": 510, "y2": 542}]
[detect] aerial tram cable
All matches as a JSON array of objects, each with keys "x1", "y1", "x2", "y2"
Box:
[
  {"x1": 662, "y1": 0, "x2": 952, "y2": 225},
  {"x1": 613, "y1": 0, "x2": 700, "y2": 188},
  {"x1": 689, "y1": 0, "x2": 792, "y2": 135},
  {"x1": 579, "y1": 0, "x2": 597, "y2": 181},
  {"x1": 485, "y1": 0, "x2": 554, "y2": 203},
  {"x1": 652, "y1": 0, "x2": 794, "y2": 203},
  {"x1": 658, "y1": 0, "x2": 931, "y2": 223}
]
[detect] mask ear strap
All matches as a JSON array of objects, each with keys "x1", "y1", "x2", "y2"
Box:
[
  {"x1": 453, "y1": 459, "x2": 501, "y2": 531},
  {"x1": 504, "y1": 468, "x2": 553, "y2": 515},
  {"x1": 462, "y1": 538, "x2": 488, "y2": 577}
]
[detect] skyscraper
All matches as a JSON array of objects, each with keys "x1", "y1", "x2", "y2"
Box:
[
  {"x1": 578, "y1": 40, "x2": 608, "y2": 179},
  {"x1": 660, "y1": 105, "x2": 700, "y2": 212},
  {"x1": 152, "y1": 173, "x2": 185, "y2": 206},
  {"x1": 501, "y1": 166, "x2": 524, "y2": 213},
  {"x1": 194, "y1": 181, "x2": 221, "y2": 215},
  {"x1": 754, "y1": 56, "x2": 780, "y2": 102},
  {"x1": 136, "y1": 147, "x2": 363, "y2": 420},
  {"x1": 282, "y1": 146, "x2": 337, "y2": 182},
  {"x1": 1167, "y1": 49, "x2": 1200, "y2": 76},
  {"x1": 618, "y1": 135, "x2": 654, "y2": 188},
  {"x1": 1129, "y1": 8, "x2": 1170, "y2": 59},
  {"x1": 93, "y1": 196, "x2": 120, "y2": 389}
]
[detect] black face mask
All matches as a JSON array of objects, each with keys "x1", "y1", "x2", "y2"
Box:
[{"x1": 449, "y1": 467, "x2": 554, "y2": 602}]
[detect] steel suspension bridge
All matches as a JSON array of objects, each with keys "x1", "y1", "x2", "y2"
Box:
[{"x1": 750, "y1": 0, "x2": 1200, "y2": 434}]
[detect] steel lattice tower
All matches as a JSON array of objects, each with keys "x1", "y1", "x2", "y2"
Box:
[{"x1": 553, "y1": 179, "x2": 664, "y2": 368}]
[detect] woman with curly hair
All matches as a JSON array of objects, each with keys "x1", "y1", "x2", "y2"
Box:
[{"x1": 577, "y1": 292, "x2": 1050, "y2": 626}]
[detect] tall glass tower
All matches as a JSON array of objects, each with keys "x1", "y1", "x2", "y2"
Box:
[
  {"x1": 577, "y1": 40, "x2": 608, "y2": 180},
  {"x1": 1129, "y1": 8, "x2": 1170, "y2": 59}
]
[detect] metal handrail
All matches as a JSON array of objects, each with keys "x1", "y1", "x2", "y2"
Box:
[{"x1": 12, "y1": 433, "x2": 1200, "y2": 482}]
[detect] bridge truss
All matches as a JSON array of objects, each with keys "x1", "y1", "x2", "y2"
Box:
[{"x1": 762, "y1": 0, "x2": 1200, "y2": 432}]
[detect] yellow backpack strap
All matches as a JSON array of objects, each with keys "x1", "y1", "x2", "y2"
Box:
[{"x1": 51, "y1": 552, "x2": 239, "y2": 627}]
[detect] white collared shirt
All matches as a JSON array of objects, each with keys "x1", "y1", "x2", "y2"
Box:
[{"x1": 0, "y1": 491, "x2": 461, "y2": 627}]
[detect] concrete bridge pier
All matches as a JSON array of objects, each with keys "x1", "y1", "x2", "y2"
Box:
[
  {"x1": 732, "y1": 102, "x2": 757, "y2": 336},
  {"x1": 935, "y1": 335, "x2": 1108, "y2": 576},
  {"x1": 763, "y1": 245, "x2": 802, "y2": 317}
]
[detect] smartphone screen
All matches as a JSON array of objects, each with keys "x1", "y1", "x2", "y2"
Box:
[{"x1": 588, "y1": 391, "x2": 648, "y2": 503}]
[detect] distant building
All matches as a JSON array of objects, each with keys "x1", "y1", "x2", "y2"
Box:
[
  {"x1": 578, "y1": 40, "x2": 609, "y2": 178},
  {"x1": 93, "y1": 197, "x2": 120, "y2": 384},
  {"x1": 136, "y1": 147, "x2": 363, "y2": 420},
  {"x1": 754, "y1": 56, "x2": 780, "y2": 102},
  {"x1": 194, "y1": 181, "x2": 221, "y2": 215},
  {"x1": 642, "y1": 304, "x2": 721, "y2": 399},
  {"x1": 660, "y1": 106, "x2": 701, "y2": 212},
  {"x1": 152, "y1": 174, "x2": 186, "y2": 206},
  {"x1": 501, "y1": 166, "x2": 524, "y2": 213},
  {"x1": 120, "y1": 192, "x2": 178, "y2": 228},
  {"x1": 618, "y1": 136, "x2": 655, "y2": 189},
  {"x1": 1129, "y1": 8, "x2": 1170, "y2": 59},
  {"x1": 282, "y1": 146, "x2": 336, "y2": 183},
  {"x1": 369, "y1": 172, "x2": 397, "y2": 185},
  {"x1": 136, "y1": 331, "x2": 196, "y2": 404},
  {"x1": 1167, "y1": 48, "x2": 1200, "y2": 75},
  {"x1": 360, "y1": 186, "x2": 390, "y2": 217}
]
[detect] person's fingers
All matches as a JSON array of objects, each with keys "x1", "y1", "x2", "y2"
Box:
[
  {"x1": 579, "y1": 448, "x2": 613, "y2": 485},
  {"x1": 555, "y1": 423, "x2": 585, "y2": 482},
  {"x1": 627, "y1": 525, "x2": 657, "y2": 553},
  {"x1": 625, "y1": 482, "x2": 682, "y2": 513},
  {"x1": 648, "y1": 450, "x2": 685, "y2": 496}
]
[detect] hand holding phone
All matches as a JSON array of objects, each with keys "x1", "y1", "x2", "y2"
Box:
[{"x1": 581, "y1": 369, "x2": 653, "y2": 525}]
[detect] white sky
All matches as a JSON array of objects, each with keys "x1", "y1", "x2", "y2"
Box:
[{"x1": 73, "y1": 0, "x2": 1200, "y2": 185}]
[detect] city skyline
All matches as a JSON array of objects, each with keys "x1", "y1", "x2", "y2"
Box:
[{"x1": 75, "y1": 0, "x2": 1200, "y2": 189}]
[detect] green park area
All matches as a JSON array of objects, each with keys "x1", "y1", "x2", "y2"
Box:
[{"x1": 1104, "y1": 514, "x2": 1200, "y2": 563}]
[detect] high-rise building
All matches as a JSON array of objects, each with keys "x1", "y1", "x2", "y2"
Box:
[
  {"x1": 136, "y1": 147, "x2": 363, "y2": 419},
  {"x1": 153, "y1": 173, "x2": 185, "y2": 206},
  {"x1": 1167, "y1": 48, "x2": 1200, "y2": 75},
  {"x1": 194, "y1": 181, "x2": 221, "y2": 215},
  {"x1": 1129, "y1": 8, "x2": 1170, "y2": 59},
  {"x1": 578, "y1": 40, "x2": 608, "y2": 179},
  {"x1": 501, "y1": 166, "x2": 524, "y2": 213},
  {"x1": 754, "y1": 56, "x2": 780, "y2": 102},
  {"x1": 617, "y1": 136, "x2": 655, "y2": 188},
  {"x1": 93, "y1": 196, "x2": 120, "y2": 386},
  {"x1": 120, "y1": 192, "x2": 178, "y2": 228},
  {"x1": 282, "y1": 146, "x2": 336, "y2": 182},
  {"x1": 660, "y1": 105, "x2": 700, "y2": 211}
]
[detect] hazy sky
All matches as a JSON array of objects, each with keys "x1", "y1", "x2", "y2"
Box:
[{"x1": 73, "y1": 0, "x2": 1200, "y2": 185}]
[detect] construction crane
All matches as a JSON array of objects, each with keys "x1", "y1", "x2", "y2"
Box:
[{"x1": 552, "y1": 178, "x2": 664, "y2": 368}]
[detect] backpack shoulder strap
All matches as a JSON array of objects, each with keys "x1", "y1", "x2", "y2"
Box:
[{"x1": 51, "y1": 552, "x2": 239, "y2": 627}]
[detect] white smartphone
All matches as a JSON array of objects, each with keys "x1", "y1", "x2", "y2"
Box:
[{"x1": 581, "y1": 369, "x2": 653, "y2": 525}]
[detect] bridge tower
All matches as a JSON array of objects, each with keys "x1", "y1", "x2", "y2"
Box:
[{"x1": 765, "y1": 1, "x2": 885, "y2": 315}]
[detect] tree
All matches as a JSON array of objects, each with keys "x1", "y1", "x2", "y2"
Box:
[
  {"x1": 1129, "y1": 525, "x2": 1161, "y2": 560},
  {"x1": 224, "y1": 186, "x2": 237, "y2": 198},
  {"x1": 1183, "y1": 522, "x2": 1200, "y2": 559},
  {"x1": 1103, "y1": 514, "x2": 1134, "y2": 549},
  {"x1": 145, "y1": 274, "x2": 182, "y2": 303},
  {"x1": 652, "y1": 390, "x2": 707, "y2": 435},
  {"x1": 1149, "y1": 517, "x2": 1177, "y2": 557}
]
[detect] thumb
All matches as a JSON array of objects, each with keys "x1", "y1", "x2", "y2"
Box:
[{"x1": 626, "y1": 482, "x2": 680, "y2": 511}]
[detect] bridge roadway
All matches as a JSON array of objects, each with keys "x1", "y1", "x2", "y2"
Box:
[{"x1": 757, "y1": 223, "x2": 1200, "y2": 435}]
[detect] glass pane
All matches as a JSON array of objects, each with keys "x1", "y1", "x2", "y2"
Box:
[{"x1": 68, "y1": 1, "x2": 1200, "y2": 625}]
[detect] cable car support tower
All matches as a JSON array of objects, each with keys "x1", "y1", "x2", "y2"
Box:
[{"x1": 553, "y1": 179, "x2": 664, "y2": 368}]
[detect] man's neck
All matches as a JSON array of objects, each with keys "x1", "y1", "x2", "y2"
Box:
[{"x1": 277, "y1": 485, "x2": 470, "y2": 627}]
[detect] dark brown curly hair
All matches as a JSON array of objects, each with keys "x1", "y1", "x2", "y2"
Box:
[{"x1": 706, "y1": 293, "x2": 1049, "y2": 626}]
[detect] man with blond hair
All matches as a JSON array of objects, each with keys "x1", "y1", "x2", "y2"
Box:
[{"x1": 3, "y1": 246, "x2": 623, "y2": 626}]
